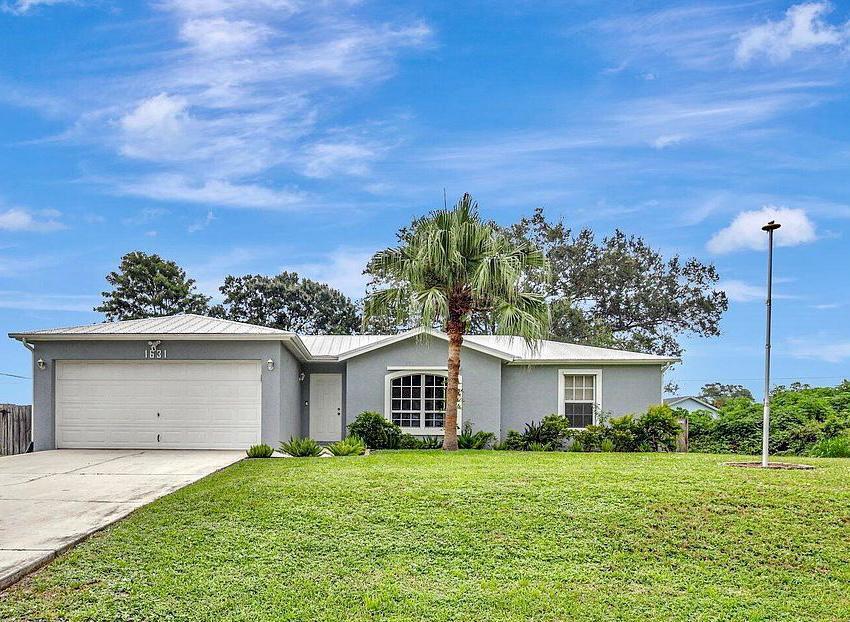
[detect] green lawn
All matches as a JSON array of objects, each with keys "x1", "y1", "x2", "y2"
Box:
[{"x1": 2, "y1": 452, "x2": 849, "y2": 621}]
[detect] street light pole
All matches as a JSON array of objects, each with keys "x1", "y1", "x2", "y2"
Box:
[{"x1": 761, "y1": 220, "x2": 781, "y2": 468}]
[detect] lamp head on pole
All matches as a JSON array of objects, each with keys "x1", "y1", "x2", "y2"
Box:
[{"x1": 762, "y1": 220, "x2": 781, "y2": 232}]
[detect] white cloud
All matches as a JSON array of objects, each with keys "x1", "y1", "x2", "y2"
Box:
[
  {"x1": 285, "y1": 247, "x2": 373, "y2": 298},
  {"x1": 299, "y1": 141, "x2": 378, "y2": 178},
  {"x1": 736, "y1": 2, "x2": 850, "y2": 64},
  {"x1": 707, "y1": 206, "x2": 817, "y2": 253},
  {"x1": 717, "y1": 279, "x2": 764, "y2": 303},
  {"x1": 180, "y1": 17, "x2": 272, "y2": 56},
  {"x1": 112, "y1": 174, "x2": 304, "y2": 210},
  {"x1": 188, "y1": 210, "x2": 216, "y2": 233},
  {"x1": 651, "y1": 134, "x2": 685, "y2": 149},
  {"x1": 0, "y1": 290, "x2": 98, "y2": 312},
  {"x1": 119, "y1": 93, "x2": 192, "y2": 161},
  {"x1": 2, "y1": 0, "x2": 74, "y2": 15},
  {"x1": 789, "y1": 337, "x2": 850, "y2": 363},
  {"x1": 717, "y1": 278, "x2": 798, "y2": 303},
  {"x1": 121, "y1": 207, "x2": 170, "y2": 226},
  {"x1": 0, "y1": 207, "x2": 65, "y2": 232},
  {"x1": 28, "y1": 2, "x2": 432, "y2": 206}
]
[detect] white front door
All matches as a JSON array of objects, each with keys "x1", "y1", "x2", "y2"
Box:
[
  {"x1": 55, "y1": 360, "x2": 262, "y2": 449},
  {"x1": 309, "y1": 373, "x2": 342, "y2": 442}
]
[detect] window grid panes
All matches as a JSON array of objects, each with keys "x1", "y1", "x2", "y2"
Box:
[
  {"x1": 391, "y1": 373, "x2": 447, "y2": 430},
  {"x1": 564, "y1": 374, "x2": 595, "y2": 428}
]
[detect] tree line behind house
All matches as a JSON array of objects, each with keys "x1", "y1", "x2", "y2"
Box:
[
  {"x1": 688, "y1": 381, "x2": 850, "y2": 458},
  {"x1": 95, "y1": 205, "x2": 726, "y2": 361}
]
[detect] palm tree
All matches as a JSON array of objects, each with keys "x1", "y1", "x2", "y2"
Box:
[{"x1": 364, "y1": 194, "x2": 550, "y2": 450}]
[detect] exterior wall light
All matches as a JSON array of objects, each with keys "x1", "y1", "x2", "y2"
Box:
[
  {"x1": 266, "y1": 358, "x2": 275, "y2": 371},
  {"x1": 298, "y1": 372, "x2": 305, "y2": 382},
  {"x1": 36, "y1": 359, "x2": 46, "y2": 370}
]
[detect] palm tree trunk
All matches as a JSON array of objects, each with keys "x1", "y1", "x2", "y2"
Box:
[{"x1": 443, "y1": 318, "x2": 463, "y2": 451}]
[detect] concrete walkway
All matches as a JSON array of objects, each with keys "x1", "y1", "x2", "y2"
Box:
[{"x1": 0, "y1": 449, "x2": 243, "y2": 590}]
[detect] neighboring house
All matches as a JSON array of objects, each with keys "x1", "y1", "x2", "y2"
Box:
[
  {"x1": 9, "y1": 314, "x2": 678, "y2": 451},
  {"x1": 664, "y1": 396, "x2": 719, "y2": 416}
]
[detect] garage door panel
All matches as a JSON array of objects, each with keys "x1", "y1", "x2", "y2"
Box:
[{"x1": 56, "y1": 361, "x2": 262, "y2": 449}]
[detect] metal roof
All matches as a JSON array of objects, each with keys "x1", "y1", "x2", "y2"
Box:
[
  {"x1": 464, "y1": 335, "x2": 677, "y2": 363},
  {"x1": 302, "y1": 330, "x2": 678, "y2": 363},
  {"x1": 9, "y1": 315, "x2": 678, "y2": 364},
  {"x1": 298, "y1": 334, "x2": 388, "y2": 358},
  {"x1": 10, "y1": 314, "x2": 292, "y2": 336}
]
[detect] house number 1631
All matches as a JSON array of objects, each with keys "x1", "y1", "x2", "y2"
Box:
[{"x1": 145, "y1": 340, "x2": 168, "y2": 359}]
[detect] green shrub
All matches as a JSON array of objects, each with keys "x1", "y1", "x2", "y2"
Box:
[
  {"x1": 327, "y1": 436, "x2": 366, "y2": 456},
  {"x1": 687, "y1": 383, "x2": 850, "y2": 456},
  {"x1": 280, "y1": 437, "x2": 322, "y2": 457},
  {"x1": 347, "y1": 411, "x2": 402, "y2": 449},
  {"x1": 539, "y1": 414, "x2": 571, "y2": 448},
  {"x1": 457, "y1": 422, "x2": 496, "y2": 449},
  {"x1": 808, "y1": 434, "x2": 850, "y2": 458},
  {"x1": 639, "y1": 405, "x2": 681, "y2": 452},
  {"x1": 420, "y1": 435, "x2": 443, "y2": 449},
  {"x1": 571, "y1": 424, "x2": 606, "y2": 452},
  {"x1": 527, "y1": 441, "x2": 548, "y2": 452},
  {"x1": 399, "y1": 433, "x2": 422, "y2": 449},
  {"x1": 600, "y1": 438, "x2": 615, "y2": 452},
  {"x1": 607, "y1": 415, "x2": 641, "y2": 452},
  {"x1": 569, "y1": 438, "x2": 584, "y2": 452},
  {"x1": 246, "y1": 443, "x2": 274, "y2": 458},
  {"x1": 499, "y1": 430, "x2": 527, "y2": 451}
]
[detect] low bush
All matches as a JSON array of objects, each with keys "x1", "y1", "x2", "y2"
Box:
[
  {"x1": 420, "y1": 435, "x2": 443, "y2": 449},
  {"x1": 640, "y1": 405, "x2": 681, "y2": 452},
  {"x1": 347, "y1": 411, "x2": 402, "y2": 449},
  {"x1": 808, "y1": 434, "x2": 850, "y2": 458},
  {"x1": 246, "y1": 443, "x2": 274, "y2": 458},
  {"x1": 607, "y1": 415, "x2": 642, "y2": 451},
  {"x1": 600, "y1": 438, "x2": 615, "y2": 452},
  {"x1": 457, "y1": 423, "x2": 496, "y2": 449},
  {"x1": 280, "y1": 437, "x2": 322, "y2": 457},
  {"x1": 327, "y1": 436, "x2": 366, "y2": 456},
  {"x1": 570, "y1": 425, "x2": 606, "y2": 452},
  {"x1": 399, "y1": 433, "x2": 422, "y2": 449}
]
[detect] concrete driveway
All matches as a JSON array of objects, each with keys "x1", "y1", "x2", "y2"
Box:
[{"x1": 0, "y1": 449, "x2": 243, "y2": 590}]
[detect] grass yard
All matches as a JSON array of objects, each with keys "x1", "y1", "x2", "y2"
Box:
[{"x1": 1, "y1": 452, "x2": 849, "y2": 621}]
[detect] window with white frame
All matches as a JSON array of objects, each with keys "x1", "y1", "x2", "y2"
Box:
[
  {"x1": 558, "y1": 369, "x2": 601, "y2": 429},
  {"x1": 386, "y1": 371, "x2": 458, "y2": 432}
]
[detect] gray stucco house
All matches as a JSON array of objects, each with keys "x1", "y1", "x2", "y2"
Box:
[{"x1": 10, "y1": 314, "x2": 677, "y2": 451}]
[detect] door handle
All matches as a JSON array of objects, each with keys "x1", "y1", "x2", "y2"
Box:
[{"x1": 157, "y1": 433, "x2": 161, "y2": 443}]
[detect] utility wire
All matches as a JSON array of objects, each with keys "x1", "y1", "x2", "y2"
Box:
[
  {"x1": 0, "y1": 372, "x2": 29, "y2": 379},
  {"x1": 675, "y1": 375, "x2": 848, "y2": 383}
]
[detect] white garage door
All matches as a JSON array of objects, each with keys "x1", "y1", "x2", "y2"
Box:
[{"x1": 56, "y1": 360, "x2": 262, "y2": 449}]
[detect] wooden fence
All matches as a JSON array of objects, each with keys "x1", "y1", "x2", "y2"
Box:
[{"x1": 0, "y1": 404, "x2": 32, "y2": 456}]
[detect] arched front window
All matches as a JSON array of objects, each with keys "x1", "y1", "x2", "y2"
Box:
[{"x1": 385, "y1": 371, "x2": 458, "y2": 432}]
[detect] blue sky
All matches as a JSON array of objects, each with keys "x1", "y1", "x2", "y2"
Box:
[{"x1": 1, "y1": 0, "x2": 849, "y2": 403}]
